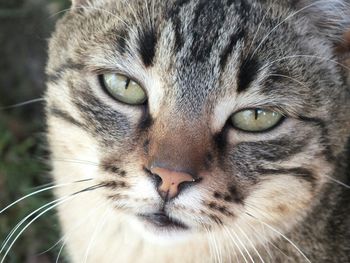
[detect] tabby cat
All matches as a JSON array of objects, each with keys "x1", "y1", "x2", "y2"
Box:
[{"x1": 45, "y1": 0, "x2": 350, "y2": 262}]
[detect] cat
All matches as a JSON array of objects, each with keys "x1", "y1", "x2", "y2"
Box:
[{"x1": 44, "y1": 0, "x2": 350, "y2": 262}]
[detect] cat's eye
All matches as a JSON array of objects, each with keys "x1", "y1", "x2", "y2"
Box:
[
  {"x1": 231, "y1": 109, "x2": 283, "y2": 132},
  {"x1": 101, "y1": 73, "x2": 147, "y2": 105}
]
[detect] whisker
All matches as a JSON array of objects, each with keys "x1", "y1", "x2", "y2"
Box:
[
  {"x1": 1, "y1": 197, "x2": 79, "y2": 262},
  {"x1": 250, "y1": 1, "x2": 330, "y2": 59},
  {"x1": 55, "y1": 239, "x2": 67, "y2": 263},
  {"x1": 246, "y1": 212, "x2": 311, "y2": 263},
  {"x1": 83, "y1": 208, "x2": 111, "y2": 263},
  {"x1": 262, "y1": 54, "x2": 350, "y2": 72},
  {"x1": 245, "y1": 220, "x2": 273, "y2": 262},
  {"x1": 78, "y1": 6, "x2": 137, "y2": 37},
  {"x1": 325, "y1": 175, "x2": 350, "y2": 189},
  {"x1": 0, "y1": 179, "x2": 93, "y2": 214},
  {"x1": 207, "y1": 229, "x2": 220, "y2": 262},
  {"x1": 0, "y1": 98, "x2": 45, "y2": 110},
  {"x1": 203, "y1": 225, "x2": 216, "y2": 263},
  {"x1": 245, "y1": 6, "x2": 271, "y2": 58},
  {"x1": 268, "y1": 74, "x2": 309, "y2": 89},
  {"x1": 51, "y1": 157, "x2": 100, "y2": 167},
  {"x1": 236, "y1": 225, "x2": 265, "y2": 263},
  {"x1": 231, "y1": 228, "x2": 255, "y2": 263},
  {"x1": 0, "y1": 183, "x2": 105, "y2": 262},
  {"x1": 48, "y1": 7, "x2": 71, "y2": 19},
  {"x1": 39, "y1": 201, "x2": 105, "y2": 256},
  {"x1": 223, "y1": 226, "x2": 249, "y2": 263}
]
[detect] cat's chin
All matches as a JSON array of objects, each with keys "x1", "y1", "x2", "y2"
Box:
[{"x1": 131, "y1": 213, "x2": 194, "y2": 244}]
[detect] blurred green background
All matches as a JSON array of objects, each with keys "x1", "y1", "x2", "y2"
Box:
[{"x1": 0, "y1": 0, "x2": 71, "y2": 262}]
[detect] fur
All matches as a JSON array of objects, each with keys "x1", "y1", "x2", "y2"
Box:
[{"x1": 46, "y1": 0, "x2": 350, "y2": 262}]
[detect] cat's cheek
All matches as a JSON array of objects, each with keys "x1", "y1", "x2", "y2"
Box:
[{"x1": 244, "y1": 174, "x2": 320, "y2": 232}]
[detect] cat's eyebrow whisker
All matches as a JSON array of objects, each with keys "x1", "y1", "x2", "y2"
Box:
[
  {"x1": 0, "y1": 98, "x2": 45, "y2": 110},
  {"x1": 250, "y1": 0, "x2": 331, "y2": 60},
  {"x1": 245, "y1": 6, "x2": 271, "y2": 57},
  {"x1": 0, "y1": 179, "x2": 93, "y2": 215},
  {"x1": 123, "y1": 0, "x2": 142, "y2": 29},
  {"x1": 245, "y1": 212, "x2": 312, "y2": 263},
  {"x1": 267, "y1": 74, "x2": 309, "y2": 89},
  {"x1": 83, "y1": 208, "x2": 112, "y2": 263},
  {"x1": 262, "y1": 54, "x2": 350, "y2": 72},
  {"x1": 77, "y1": 6, "x2": 138, "y2": 37},
  {"x1": 0, "y1": 183, "x2": 106, "y2": 262}
]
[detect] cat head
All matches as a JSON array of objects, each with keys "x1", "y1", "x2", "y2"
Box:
[{"x1": 46, "y1": 0, "x2": 350, "y2": 243}]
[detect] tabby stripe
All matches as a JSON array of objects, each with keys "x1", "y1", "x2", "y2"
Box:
[
  {"x1": 219, "y1": 28, "x2": 245, "y2": 70},
  {"x1": 258, "y1": 167, "x2": 317, "y2": 185},
  {"x1": 138, "y1": 27, "x2": 157, "y2": 67},
  {"x1": 50, "y1": 106, "x2": 85, "y2": 128},
  {"x1": 297, "y1": 116, "x2": 335, "y2": 162},
  {"x1": 47, "y1": 60, "x2": 84, "y2": 83},
  {"x1": 237, "y1": 55, "x2": 260, "y2": 93},
  {"x1": 235, "y1": 138, "x2": 306, "y2": 162},
  {"x1": 166, "y1": 0, "x2": 191, "y2": 52},
  {"x1": 70, "y1": 86, "x2": 130, "y2": 142},
  {"x1": 191, "y1": 0, "x2": 229, "y2": 61}
]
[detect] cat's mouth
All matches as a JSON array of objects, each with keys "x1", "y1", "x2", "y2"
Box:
[{"x1": 138, "y1": 212, "x2": 188, "y2": 231}]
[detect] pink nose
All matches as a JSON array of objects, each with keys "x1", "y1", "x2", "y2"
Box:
[{"x1": 150, "y1": 167, "x2": 195, "y2": 199}]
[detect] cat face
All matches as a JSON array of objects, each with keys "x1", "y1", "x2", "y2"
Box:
[{"x1": 46, "y1": 0, "x2": 350, "y2": 245}]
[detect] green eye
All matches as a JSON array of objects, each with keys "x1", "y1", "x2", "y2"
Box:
[
  {"x1": 101, "y1": 73, "x2": 147, "y2": 105},
  {"x1": 231, "y1": 109, "x2": 283, "y2": 132}
]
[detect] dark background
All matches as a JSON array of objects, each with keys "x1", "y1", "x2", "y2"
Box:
[{"x1": 0, "y1": 0, "x2": 71, "y2": 262}]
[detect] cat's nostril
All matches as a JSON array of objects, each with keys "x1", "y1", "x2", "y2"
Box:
[
  {"x1": 144, "y1": 167, "x2": 162, "y2": 187},
  {"x1": 150, "y1": 167, "x2": 198, "y2": 200}
]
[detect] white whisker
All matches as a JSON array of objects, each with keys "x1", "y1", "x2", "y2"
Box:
[
  {"x1": 325, "y1": 175, "x2": 350, "y2": 189},
  {"x1": 231, "y1": 228, "x2": 255, "y2": 263},
  {"x1": 39, "y1": 201, "x2": 105, "y2": 256},
  {"x1": 236, "y1": 224, "x2": 265, "y2": 263},
  {"x1": 268, "y1": 74, "x2": 309, "y2": 89},
  {"x1": 0, "y1": 179, "x2": 92, "y2": 215},
  {"x1": 223, "y1": 226, "x2": 249, "y2": 263},
  {"x1": 261, "y1": 54, "x2": 350, "y2": 72},
  {"x1": 245, "y1": 6, "x2": 271, "y2": 57},
  {"x1": 1, "y1": 196, "x2": 75, "y2": 263},
  {"x1": 0, "y1": 183, "x2": 104, "y2": 261},
  {"x1": 83, "y1": 208, "x2": 111, "y2": 263},
  {"x1": 0, "y1": 98, "x2": 45, "y2": 110},
  {"x1": 250, "y1": 1, "x2": 331, "y2": 59},
  {"x1": 246, "y1": 213, "x2": 311, "y2": 263}
]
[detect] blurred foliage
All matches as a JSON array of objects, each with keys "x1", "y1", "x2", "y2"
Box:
[{"x1": 0, "y1": 0, "x2": 70, "y2": 262}]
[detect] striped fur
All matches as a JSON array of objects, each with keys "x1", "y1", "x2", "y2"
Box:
[{"x1": 46, "y1": 0, "x2": 350, "y2": 262}]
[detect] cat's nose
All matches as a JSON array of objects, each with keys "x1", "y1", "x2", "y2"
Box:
[{"x1": 150, "y1": 167, "x2": 197, "y2": 200}]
